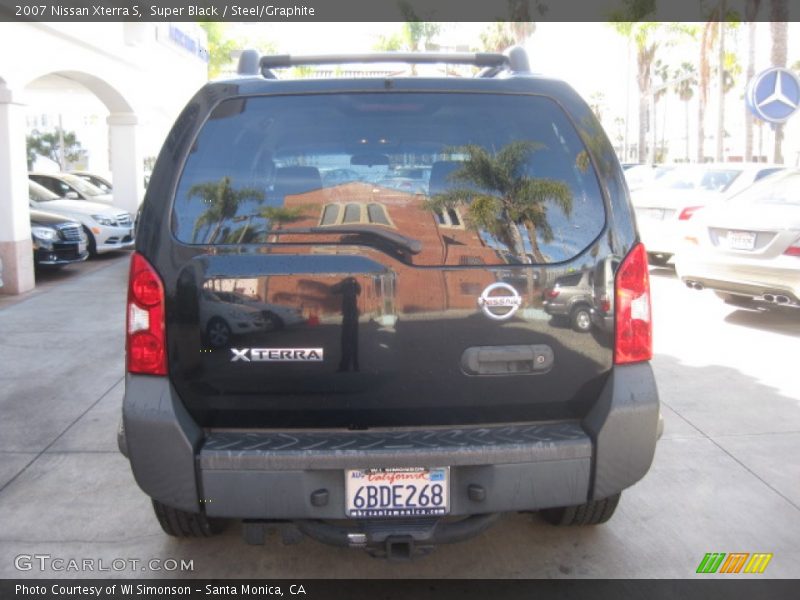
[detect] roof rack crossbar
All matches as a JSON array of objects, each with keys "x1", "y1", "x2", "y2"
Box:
[{"x1": 259, "y1": 51, "x2": 509, "y2": 72}]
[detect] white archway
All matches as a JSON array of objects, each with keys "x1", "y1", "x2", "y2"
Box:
[
  {"x1": 23, "y1": 69, "x2": 143, "y2": 216},
  {"x1": 1, "y1": 69, "x2": 142, "y2": 294}
]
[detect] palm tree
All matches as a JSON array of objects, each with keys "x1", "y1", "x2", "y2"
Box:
[
  {"x1": 673, "y1": 62, "x2": 697, "y2": 161},
  {"x1": 697, "y1": 19, "x2": 719, "y2": 163},
  {"x1": 189, "y1": 177, "x2": 264, "y2": 244},
  {"x1": 426, "y1": 141, "x2": 573, "y2": 264},
  {"x1": 611, "y1": 22, "x2": 662, "y2": 163},
  {"x1": 770, "y1": 0, "x2": 789, "y2": 163},
  {"x1": 744, "y1": 0, "x2": 763, "y2": 160}
]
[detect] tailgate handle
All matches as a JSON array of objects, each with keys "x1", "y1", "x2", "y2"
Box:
[{"x1": 461, "y1": 345, "x2": 553, "y2": 376}]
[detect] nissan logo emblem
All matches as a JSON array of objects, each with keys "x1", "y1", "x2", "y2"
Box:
[{"x1": 478, "y1": 282, "x2": 522, "y2": 320}]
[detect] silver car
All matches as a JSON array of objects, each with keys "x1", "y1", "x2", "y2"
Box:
[
  {"x1": 675, "y1": 169, "x2": 800, "y2": 309},
  {"x1": 632, "y1": 163, "x2": 783, "y2": 264},
  {"x1": 542, "y1": 270, "x2": 593, "y2": 332}
]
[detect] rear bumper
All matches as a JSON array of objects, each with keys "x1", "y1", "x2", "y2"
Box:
[
  {"x1": 121, "y1": 363, "x2": 660, "y2": 517},
  {"x1": 675, "y1": 253, "x2": 800, "y2": 301}
]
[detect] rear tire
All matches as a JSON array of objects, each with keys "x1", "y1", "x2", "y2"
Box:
[
  {"x1": 570, "y1": 305, "x2": 592, "y2": 333},
  {"x1": 540, "y1": 493, "x2": 621, "y2": 526},
  {"x1": 152, "y1": 499, "x2": 226, "y2": 537}
]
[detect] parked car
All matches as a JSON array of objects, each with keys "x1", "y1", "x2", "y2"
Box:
[
  {"x1": 211, "y1": 290, "x2": 305, "y2": 330},
  {"x1": 29, "y1": 180, "x2": 134, "y2": 256},
  {"x1": 675, "y1": 168, "x2": 800, "y2": 310},
  {"x1": 70, "y1": 171, "x2": 113, "y2": 194},
  {"x1": 631, "y1": 162, "x2": 784, "y2": 264},
  {"x1": 30, "y1": 209, "x2": 88, "y2": 268},
  {"x1": 542, "y1": 270, "x2": 593, "y2": 332},
  {"x1": 119, "y1": 47, "x2": 659, "y2": 558},
  {"x1": 590, "y1": 255, "x2": 622, "y2": 334},
  {"x1": 623, "y1": 163, "x2": 674, "y2": 193},
  {"x1": 200, "y1": 289, "x2": 269, "y2": 347},
  {"x1": 29, "y1": 172, "x2": 113, "y2": 205}
]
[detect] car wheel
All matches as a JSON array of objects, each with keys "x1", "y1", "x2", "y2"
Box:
[
  {"x1": 82, "y1": 226, "x2": 97, "y2": 257},
  {"x1": 540, "y1": 493, "x2": 621, "y2": 526},
  {"x1": 152, "y1": 499, "x2": 226, "y2": 537},
  {"x1": 570, "y1": 305, "x2": 592, "y2": 333},
  {"x1": 265, "y1": 312, "x2": 285, "y2": 331},
  {"x1": 206, "y1": 317, "x2": 232, "y2": 347},
  {"x1": 715, "y1": 292, "x2": 757, "y2": 309}
]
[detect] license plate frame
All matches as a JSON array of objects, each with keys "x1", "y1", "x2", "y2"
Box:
[
  {"x1": 345, "y1": 467, "x2": 450, "y2": 519},
  {"x1": 727, "y1": 231, "x2": 756, "y2": 250}
]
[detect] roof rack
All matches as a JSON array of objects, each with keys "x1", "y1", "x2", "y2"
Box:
[{"x1": 237, "y1": 47, "x2": 530, "y2": 79}]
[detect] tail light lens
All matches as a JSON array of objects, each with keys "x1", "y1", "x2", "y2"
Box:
[
  {"x1": 546, "y1": 288, "x2": 560, "y2": 298},
  {"x1": 678, "y1": 206, "x2": 703, "y2": 220},
  {"x1": 127, "y1": 252, "x2": 167, "y2": 375},
  {"x1": 614, "y1": 243, "x2": 652, "y2": 364},
  {"x1": 784, "y1": 239, "x2": 800, "y2": 257}
]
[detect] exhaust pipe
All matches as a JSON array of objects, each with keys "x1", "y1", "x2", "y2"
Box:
[
  {"x1": 762, "y1": 294, "x2": 775, "y2": 303},
  {"x1": 685, "y1": 280, "x2": 704, "y2": 291},
  {"x1": 775, "y1": 295, "x2": 791, "y2": 305}
]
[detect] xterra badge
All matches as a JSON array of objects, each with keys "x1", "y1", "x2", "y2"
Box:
[
  {"x1": 231, "y1": 348, "x2": 324, "y2": 362},
  {"x1": 478, "y1": 283, "x2": 522, "y2": 321}
]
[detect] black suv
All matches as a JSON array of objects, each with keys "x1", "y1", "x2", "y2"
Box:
[{"x1": 119, "y1": 48, "x2": 660, "y2": 559}]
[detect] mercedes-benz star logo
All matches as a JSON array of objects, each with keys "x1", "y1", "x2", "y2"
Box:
[
  {"x1": 478, "y1": 282, "x2": 522, "y2": 321},
  {"x1": 748, "y1": 67, "x2": 800, "y2": 124},
  {"x1": 757, "y1": 71, "x2": 798, "y2": 111}
]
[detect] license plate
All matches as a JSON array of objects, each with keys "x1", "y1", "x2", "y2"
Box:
[
  {"x1": 345, "y1": 467, "x2": 449, "y2": 518},
  {"x1": 727, "y1": 231, "x2": 756, "y2": 250}
]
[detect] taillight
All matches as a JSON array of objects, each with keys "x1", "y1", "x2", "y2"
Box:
[
  {"x1": 678, "y1": 206, "x2": 703, "y2": 220},
  {"x1": 546, "y1": 288, "x2": 560, "y2": 298},
  {"x1": 614, "y1": 243, "x2": 652, "y2": 364},
  {"x1": 784, "y1": 239, "x2": 800, "y2": 257},
  {"x1": 126, "y1": 252, "x2": 167, "y2": 375}
]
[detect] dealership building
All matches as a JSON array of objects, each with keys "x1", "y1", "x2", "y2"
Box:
[{"x1": 0, "y1": 22, "x2": 208, "y2": 294}]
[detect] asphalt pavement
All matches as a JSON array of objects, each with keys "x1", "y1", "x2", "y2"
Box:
[{"x1": 0, "y1": 255, "x2": 798, "y2": 578}]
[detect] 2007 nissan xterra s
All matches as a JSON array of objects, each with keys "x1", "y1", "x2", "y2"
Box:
[{"x1": 119, "y1": 47, "x2": 661, "y2": 559}]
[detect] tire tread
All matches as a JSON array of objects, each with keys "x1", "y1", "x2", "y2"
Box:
[
  {"x1": 541, "y1": 493, "x2": 620, "y2": 526},
  {"x1": 152, "y1": 499, "x2": 225, "y2": 537}
]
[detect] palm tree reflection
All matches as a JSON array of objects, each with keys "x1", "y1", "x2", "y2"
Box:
[{"x1": 426, "y1": 141, "x2": 574, "y2": 264}]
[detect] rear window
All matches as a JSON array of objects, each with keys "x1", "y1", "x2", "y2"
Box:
[
  {"x1": 172, "y1": 93, "x2": 606, "y2": 265},
  {"x1": 729, "y1": 170, "x2": 800, "y2": 206}
]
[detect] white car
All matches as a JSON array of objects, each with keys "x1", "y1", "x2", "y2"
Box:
[
  {"x1": 675, "y1": 169, "x2": 800, "y2": 309},
  {"x1": 631, "y1": 163, "x2": 784, "y2": 264},
  {"x1": 200, "y1": 290, "x2": 269, "y2": 347},
  {"x1": 28, "y1": 181, "x2": 134, "y2": 255},
  {"x1": 29, "y1": 172, "x2": 114, "y2": 205}
]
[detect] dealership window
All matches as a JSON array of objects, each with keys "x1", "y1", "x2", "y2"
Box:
[{"x1": 319, "y1": 203, "x2": 393, "y2": 227}]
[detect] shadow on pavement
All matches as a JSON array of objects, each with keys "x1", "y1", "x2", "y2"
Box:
[{"x1": 723, "y1": 307, "x2": 800, "y2": 338}]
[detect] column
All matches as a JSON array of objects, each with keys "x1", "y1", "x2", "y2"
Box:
[
  {"x1": 0, "y1": 84, "x2": 34, "y2": 295},
  {"x1": 107, "y1": 112, "x2": 143, "y2": 216}
]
